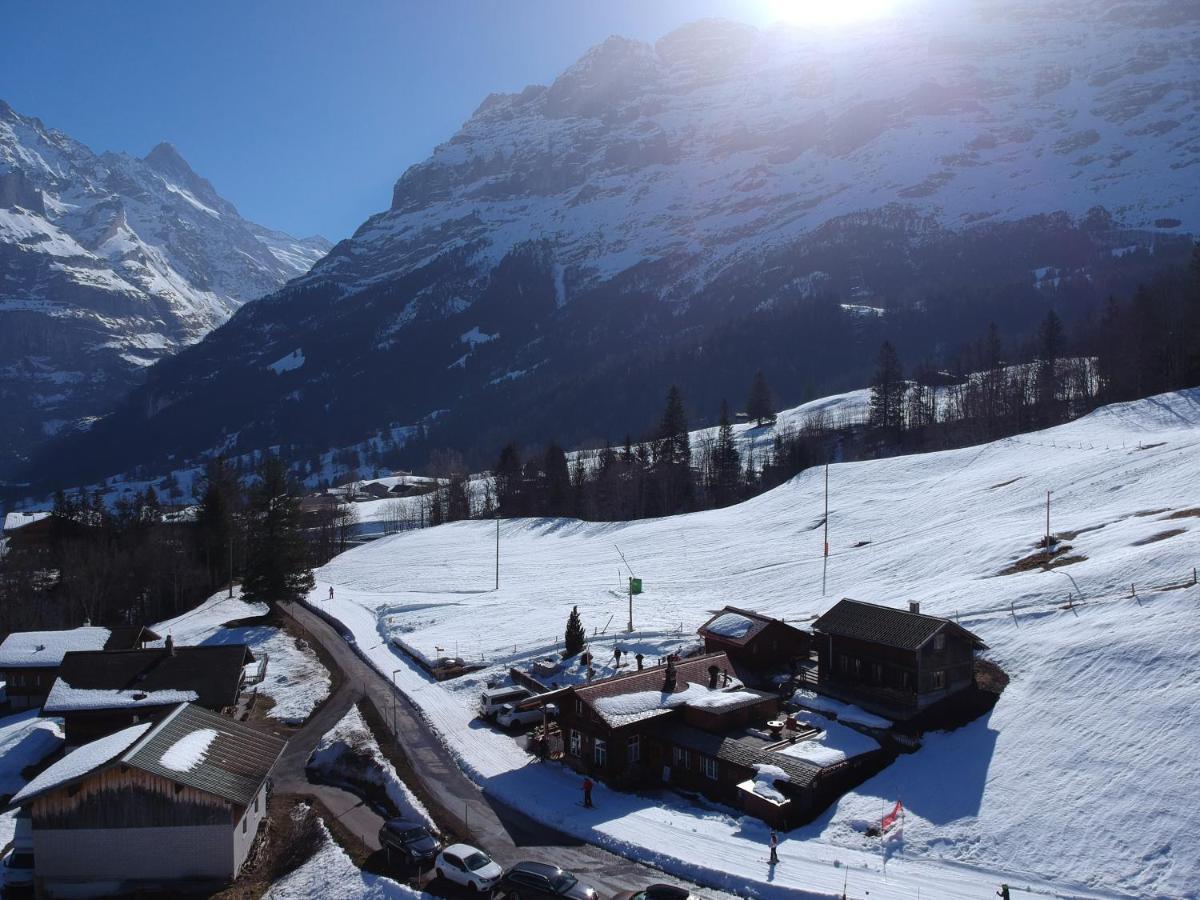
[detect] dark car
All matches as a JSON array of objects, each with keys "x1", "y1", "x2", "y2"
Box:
[
  {"x1": 612, "y1": 885, "x2": 704, "y2": 900},
  {"x1": 378, "y1": 818, "x2": 441, "y2": 866},
  {"x1": 498, "y1": 861, "x2": 599, "y2": 899}
]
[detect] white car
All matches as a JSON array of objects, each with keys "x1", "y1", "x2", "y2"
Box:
[
  {"x1": 2, "y1": 848, "x2": 34, "y2": 889},
  {"x1": 496, "y1": 701, "x2": 553, "y2": 729},
  {"x1": 435, "y1": 843, "x2": 503, "y2": 892}
]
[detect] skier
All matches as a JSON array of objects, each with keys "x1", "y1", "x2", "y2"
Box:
[
  {"x1": 582, "y1": 777, "x2": 594, "y2": 808},
  {"x1": 997, "y1": 887, "x2": 1010, "y2": 900},
  {"x1": 328, "y1": 585, "x2": 335, "y2": 601},
  {"x1": 769, "y1": 830, "x2": 780, "y2": 865}
]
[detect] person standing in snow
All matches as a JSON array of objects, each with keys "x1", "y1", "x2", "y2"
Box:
[
  {"x1": 328, "y1": 585, "x2": 334, "y2": 601},
  {"x1": 769, "y1": 830, "x2": 780, "y2": 865},
  {"x1": 582, "y1": 777, "x2": 594, "y2": 808}
]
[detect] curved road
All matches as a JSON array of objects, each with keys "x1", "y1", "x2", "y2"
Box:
[{"x1": 278, "y1": 600, "x2": 736, "y2": 900}]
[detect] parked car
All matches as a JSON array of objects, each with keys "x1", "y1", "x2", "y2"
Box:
[
  {"x1": 435, "y1": 843, "x2": 503, "y2": 892},
  {"x1": 497, "y1": 861, "x2": 598, "y2": 899},
  {"x1": 613, "y1": 885, "x2": 705, "y2": 900},
  {"x1": 378, "y1": 818, "x2": 440, "y2": 866},
  {"x1": 1, "y1": 849, "x2": 33, "y2": 890},
  {"x1": 479, "y1": 685, "x2": 533, "y2": 718},
  {"x1": 496, "y1": 701, "x2": 551, "y2": 729}
]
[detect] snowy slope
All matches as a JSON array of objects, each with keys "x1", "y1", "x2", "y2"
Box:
[
  {"x1": 313, "y1": 388, "x2": 1200, "y2": 899},
  {"x1": 0, "y1": 99, "x2": 330, "y2": 471}
]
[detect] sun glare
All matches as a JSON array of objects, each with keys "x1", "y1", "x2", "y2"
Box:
[{"x1": 761, "y1": 0, "x2": 900, "y2": 27}]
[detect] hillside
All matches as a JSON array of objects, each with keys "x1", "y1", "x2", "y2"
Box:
[
  {"x1": 314, "y1": 388, "x2": 1200, "y2": 898},
  {"x1": 0, "y1": 99, "x2": 330, "y2": 475},
  {"x1": 29, "y1": 0, "x2": 1199, "y2": 487}
]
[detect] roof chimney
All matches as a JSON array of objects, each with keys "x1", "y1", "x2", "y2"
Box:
[
  {"x1": 165, "y1": 634, "x2": 175, "y2": 656},
  {"x1": 909, "y1": 601, "x2": 920, "y2": 615},
  {"x1": 663, "y1": 656, "x2": 678, "y2": 692}
]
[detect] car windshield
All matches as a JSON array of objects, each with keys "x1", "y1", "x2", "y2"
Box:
[
  {"x1": 464, "y1": 851, "x2": 492, "y2": 870},
  {"x1": 551, "y1": 871, "x2": 579, "y2": 892}
]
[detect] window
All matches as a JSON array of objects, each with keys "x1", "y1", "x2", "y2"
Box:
[
  {"x1": 933, "y1": 633, "x2": 946, "y2": 651},
  {"x1": 569, "y1": 729, "x2": 581, "y2": 757},
  {"x1": 575, "y1": 699, "x2": 583, "y2": 716},
  {"x1": 627, "y1": 735, "x2": 640, "y2": 764},
  {"x1": 671, "y1": 747, "x2": 691, "y2": 769},
  {"x1": 242, "y1": 817, "x2": 247, "y2": 834},
  {"x1": 871, "y1": 663, "x2": 883, "y2": 683},
  {"x1": 594, "y1": 739, "x2": 607, "y2": 767},
  {"x1": 932, "y1": 670, "x2": 946, "y2": 690},
  {"x1": 902, "y1": 671, "x2": 913, "y2": 690},
  {"x1": 703, "y1": 756, "x2": 719, "y2": 780},
  {"x1": 838, "y1": 654, "x2": 850, "y2": 674}
]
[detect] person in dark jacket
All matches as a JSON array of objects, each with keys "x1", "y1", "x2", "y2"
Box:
[
  {"x1": 582, "y1": 777, "x2": 594, "y2": 808},
  {"x1": 769, "y1": 830, "x2": 780, "y2": 865}
]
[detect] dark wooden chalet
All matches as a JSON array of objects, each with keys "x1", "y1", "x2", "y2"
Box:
[
  {"x1": 812, "y1": 599, "x2": 987, "y2": 720},
  {"x1": 8, "y1": 702, "x2": 285, "y2": 895},
  {"x1": 697, "y1": 606, "x2": 811, "y2": 677},
  {"x1": 0, "y1": 626, "x2": 156, "y2": 711},
  {"x1": 550, "y1": 651, "x2": 880, "y2": 827},
  {"x1": 43, "y1": 640, "x2": 254, "y2": 744}
]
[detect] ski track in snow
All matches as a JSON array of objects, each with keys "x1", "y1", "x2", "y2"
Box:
[{"x1": 311, "y1": 389, "x2": 1200, "y2": 899}]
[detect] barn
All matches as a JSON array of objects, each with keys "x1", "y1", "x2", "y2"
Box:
[{"x1": 8, "y1": 702, "x2": 285, "y2": 896}]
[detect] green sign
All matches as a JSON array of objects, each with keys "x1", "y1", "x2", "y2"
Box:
[{"x1": 629, "y1": 577, "x2": 643, "y2": 595}]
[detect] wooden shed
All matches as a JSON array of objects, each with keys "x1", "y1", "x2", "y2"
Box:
[
  {"x1": 697, "y1": 606, "x2": 811, "y2": 678},
  {"x1": 9, "y1": 703, "x2": 285, "y2": 897}
]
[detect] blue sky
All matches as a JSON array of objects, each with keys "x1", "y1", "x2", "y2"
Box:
[{"x1": 2, "y1": 1, "x2": 777, "y2": 241}]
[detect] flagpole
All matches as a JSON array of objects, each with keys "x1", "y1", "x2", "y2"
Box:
[{"x1": 822, "y1": 461, "x2": 829, "y2": 596}]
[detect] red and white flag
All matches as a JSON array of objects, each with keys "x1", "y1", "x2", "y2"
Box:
[{"x1": 881, "y1": 800, "x2": 904, "y2": 832}]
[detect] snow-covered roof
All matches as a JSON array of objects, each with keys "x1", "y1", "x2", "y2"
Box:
[
  {"x1": 2, "y1": 511, "x2": 50, "y2": 532},
  {"x1": 10, "y1": 721, "x2": 152, "y2": 805},
  {"x1": 44, "y1": 682, "x2": 198, "y2": 714},
  {"x1": 159, "y1": 727, "x2": 218, "y2": 772},
  {"x1": 704, "y1": 612, "x2": 757, "y2": 639},
  {"x1": 744, "y1": 763, "x2": 790, "y2": 804},
  {"x1": 775, "y1": 720, "x2": 881, "y2": 769},
  {"x1": 592, "y1": 682, "x2": 763, "y2": 727},
  {"x1": 0, "y1": 627, "x2": 111, "y2": 668},
  {"x1": 791, "y1": 689, "x2": 893, "y2": 730}
]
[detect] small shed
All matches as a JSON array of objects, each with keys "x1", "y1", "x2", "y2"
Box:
[
  {"x1": 9, "y1": 702, "x2": 285, "y2": 896},
  {"x1": 697, "y1": 606, "x2": 811, "y2": 677}
]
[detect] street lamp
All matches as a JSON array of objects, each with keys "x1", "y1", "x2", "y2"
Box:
[{"x1": 391, "y1": 669, "x2": 403, "y2": 735}]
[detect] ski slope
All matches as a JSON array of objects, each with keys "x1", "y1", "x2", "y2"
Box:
[{"x1": 315, "y1": 389, "x2": 1200, "y2": 899}]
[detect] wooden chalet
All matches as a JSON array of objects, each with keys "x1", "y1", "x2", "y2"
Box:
[
  {"x1": 0, "y1": 626, "x2": 157, "y2": 711},
  {"x1": 697, "y1": 606, "x2": 811, "y2": 677},
  {"x1": 43, "y1": 640, "x2": 255, "y2": 744},
  {"x1": 8, "y1": 702, "x2": 285, "y2": 896},
  {"x1": 550, "y1": 651, "x2": 881, "y2": 827},
  {"x1": 812, "y1": 599, "x2": 988, "y2": 720}
]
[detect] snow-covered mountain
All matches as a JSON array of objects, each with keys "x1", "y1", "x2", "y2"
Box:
[
  {"x1": 0, "y1": 99, "x2": 330, "y2": 473},
  {"x1": 26, "y1": 0, "x2": 1199, "y2": 487}
]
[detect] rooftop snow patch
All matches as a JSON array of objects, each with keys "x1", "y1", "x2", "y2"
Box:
[
  {"x1": 159, "y1": 727, "x2": 219, "y2": 773},
  {"x1": 704, "y1": 612, "x2": 756, "y2": 639},
  {"x1": 268, "y1": 348, "x2": 305, "y2": 374},
  {"x1": 44, "y1": 683, "x2": 198, "y2": 713},
  {"x1": 792, "y1": 689, "x2": 893, "y2": 729},
  {"x1": 2, "y1": 511, "x2": 50, "y2": 532},
  {"x1": 592, "y1": 682, "x2": 754, "y2": 727},
  {"x1": 0, "y1": 627, "x2": 111, "y2": 668},
  {"x1": 749, "y1": 763, "x2": 790, "y2": 803},
  {"x1": 776, "y1": 719, "x2": 881, "y2": 768},
  {"x1": 11, "y1": 722, "x2": 152, "y2": 805}
]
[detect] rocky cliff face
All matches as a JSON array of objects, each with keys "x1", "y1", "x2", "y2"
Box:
[
  {"x1": 24, "y1": 0, "x2": 1200, "y2": 487},
  {"x1": 0, "y1": 100, "x2": 330, "y2": 472}
]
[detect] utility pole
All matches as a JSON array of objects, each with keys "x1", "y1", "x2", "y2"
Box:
[
  {"x1": 495, "y1": 515, "x2": 500, "y2": 591},
  {"x1": 822, "y1": 462, "x2": 830, "y2": 596},
  {"x1": 628, "y1": 580, "x2": 634, "y2": 633},
  {"x1": 228, "y1": 536, "x2": 234, "y2": 599},
  {"x1": 1045, "y1": 490, "x2": 1052, "y2": 561}
]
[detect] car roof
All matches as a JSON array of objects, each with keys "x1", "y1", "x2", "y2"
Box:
[
  {"x1": 512, "y1": 861, "x2": 563, "y2": 877},
  {"x1": 384, "y1": 818, "x2": 426, "y2": 831},
  {"x1": 443, "y1": 843, "x2": 484, "y2": 856}
]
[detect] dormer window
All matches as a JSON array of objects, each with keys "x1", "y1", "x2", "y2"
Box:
[{"x1": 933, "y1": 633, "x2": 946, "y2": 651}]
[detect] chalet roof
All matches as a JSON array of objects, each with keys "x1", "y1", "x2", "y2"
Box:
[
  {"x1": 103, "y1": 625, "x2": 161, "y2": 650},
  {"x1": 2, "y1": 511, "x2": 50, "y2": 533},
  {"x1": 125, "y1": 704, "x2": 285, "y2": 806},
  {"x1": 645, "y1": 721, "x2": 823, "y2": 788},
  {"x1": 9, "y1": 703, "x2": 285, "y2": 811},
  {"x1": 44, "y1": 644, "x2": 253, "y2": 713},
  {"x1": 812, "y1": 599, "x2": 987, "y2": 651},
  {"x1": 0, "y1": 627, "x2": 111, "y2": 669},
  {"x1": 698, "y1": 606, "x2": 806, "y2": 646},
  {"x1": 573, "y1": 652, "x2": 740, "y2": 727}
]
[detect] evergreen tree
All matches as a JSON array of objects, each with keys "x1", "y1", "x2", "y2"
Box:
[
  {"x1": 711, "y1": 399, "x2": 741, "y2": 504},
  {"x1": 745, "y1": 371, "x2": 776, "y2": 426},
  {"x1": 868, "y1": 341, "x2": 906, "y2": 431},
  {"x1": 242, "y1": 455, "x2": 314, "y2": 605},
  {"x1": 657, "y1": 385, "x2": 691, "y2": 466},
  {"x1": 542, "y1": 443, "x2": 571, "y2": 516},
  {"x1": 564, "y1": 605, "x2": 586, "y2": 658},
  {"x1": 1035, "y1": 309, "x2": 1065, "y2": 423},
  {"x1": 494, "y1": 443, "x2": 523, "y2": 516},
  {"x1": 194, "y1": 456, "x2": 241, "y2": 592}
]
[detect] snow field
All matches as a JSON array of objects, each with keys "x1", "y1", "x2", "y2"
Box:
[{"x1": 313, "y1": 389, "x2": 1200, "y2": 898}]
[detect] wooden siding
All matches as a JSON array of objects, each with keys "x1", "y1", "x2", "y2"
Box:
[{"x1": 32, "y1": 766, "x2": 237, "y2": 830}]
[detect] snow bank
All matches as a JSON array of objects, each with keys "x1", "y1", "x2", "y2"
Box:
[
  {"x1": 791, "y1": 689, "x2": 892, "y2": 730},
  {"x1": 308, "y1": 706, "x2": 434, "y2": 829},
  {"x1": 265, "y1": 819, "x2": 430, "y2": 900},
  {"x1": 159, "y1": 727, "x2": 218, "y2": 772},
  {"x1": 12, "y1": 722, "x2": 151, "y2": 805}
]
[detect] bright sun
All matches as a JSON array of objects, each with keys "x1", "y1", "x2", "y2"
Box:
[{"x1": 761, "y1": 0, "x2": 900, "y2": 27}]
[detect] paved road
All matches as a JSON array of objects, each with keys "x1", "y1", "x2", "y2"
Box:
[{"x1": 279, "y1": 600, "x2": 735, "y2": 900}]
